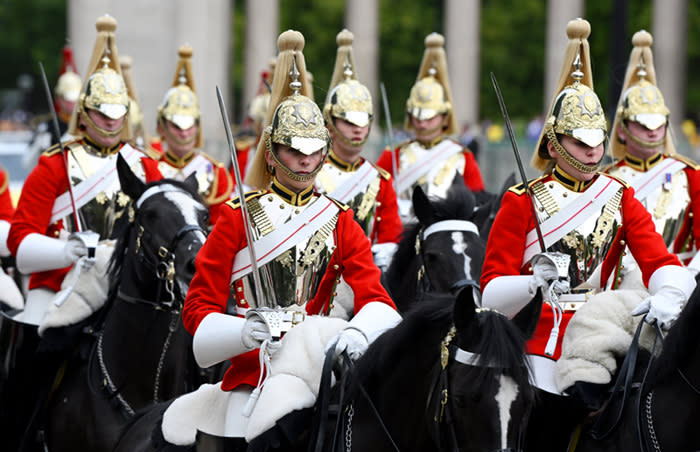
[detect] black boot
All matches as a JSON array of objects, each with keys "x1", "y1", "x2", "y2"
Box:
[
  {"x1": 565, "y1": 381, "x2": 609, "y2": 413},
  {"x1": 195, "y1": 431, "x2": 248, "y2": 452}
]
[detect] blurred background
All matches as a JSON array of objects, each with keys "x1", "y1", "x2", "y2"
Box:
[{"x1": 1, "y1": 0, "x2": 700, "y2": 194}]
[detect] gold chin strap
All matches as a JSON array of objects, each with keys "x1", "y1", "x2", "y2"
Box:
[
  {"x1": 620, "y1": 120, "x2": 666, "y2": 149},
  {"x1": 79, "y1": 104, "x2": 124, "y2": 139},
  {"x1": 327, "y1": 118, "x2": 369, "y2": 149},
  {"x1": 159, "y1": 117, "x2": 197, "y2": 147},
  {"x1": 545, "y1": 125, "x2": 601, "y2": 174},
  {"x1": 412, "y1": 115, "x2": 447, "y2": 139},
  {"x1": 268, "y1": 143, "x2": 326, "y2": 183}
]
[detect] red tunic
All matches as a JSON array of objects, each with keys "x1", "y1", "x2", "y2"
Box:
[
  {"x1": 376, "y1": 140, "x2": 485, "y2": 192},
  {"x1": 182, "y1": 192, "x2": 395, "y2": 391},
  {"x1": 8, "y1": 141, "x2": 162, "y2": 291},
  {"x1": 480, "y1": 173, "x2": 681, "y2": 359},
  {"x1": 0, "y1": 166, "x2": 15, "y2": 221},
  {"x1": 372, "y1": 169, "x2": 403, "y2": 244}
]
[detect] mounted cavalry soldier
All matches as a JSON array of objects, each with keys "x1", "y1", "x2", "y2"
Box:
[
  {"x1": 376, "y1": 32, "x2": 484, "y2": 223},
  {"x1": 8, "y1": 15, "x2": 162, "y2": 326},
  {"x1": 604, "y1": 30, "x2": 700, "y2": 287},
  {"x1": 0, "y1": 165, "x2": 23, "y2": 311},
  {"x1": 315, "y1": 29, "x2": 402, "y2": 272},
  {"x1": 158, "y1": 30, "x2": 399, "y2": 450},
  {"x1": 156, "y1": 45, "x2": 233, "y2": 225},
  {"x1": 479, "y1": 19, "x2": 696, "y2": 451}
]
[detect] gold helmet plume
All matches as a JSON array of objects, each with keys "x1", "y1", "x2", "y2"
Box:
[
  {"x1": 405, "y1": 32, "x2": 458, "y2": 135},
  {"x1": 609, "y1": 30, "x2": 672, "y2": 159},
  {"x1": 119, "y1": 55, "x2": 147, "y2": 147},
  {"x1": 68, "y1": 15, "x2": 132, "y2": 141},
  {"x1": 245, "y1": 30, "x2": 329, "y2": 190},
  {"x1": 323, "y1": 29, "x2": 374, "y2": 148},
  {"x1": 532, "y1": 18, "x2": 607, "y2": 173},
  {"x1": 158, "y1": 45, "x2": 203, "y2": 148}
]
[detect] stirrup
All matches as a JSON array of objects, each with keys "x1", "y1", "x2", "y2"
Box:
[{"x1": 195, "y1": 431, "x2": 248, "y2": 452}]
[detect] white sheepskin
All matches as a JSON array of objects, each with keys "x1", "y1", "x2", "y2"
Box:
[
  {"x1": 0, "y1": 267, "x2": 23, "y2": 310},
  {"x1": 245, "y1": 316, "x2": 348, "y2": 440},
  {"x1": 555, "y1": 288, "x2": 658, "y2": 392},
  {"x1": 38, "y1": 241, "x2": 114, "y2": 336},
  {"x1": 162, "y1": 382, "x2": 233, "y2": 445},
  {"x1": 161, "y1": 316, "x2": 349, "y2": 445}
]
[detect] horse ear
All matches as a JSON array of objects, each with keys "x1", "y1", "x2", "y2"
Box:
[
  {"x1": 511, "y1": 289, "x2": 544, "y2": 339},
  {"x1": 412, "y1": 186, "x2": 434, "y2": 225},
  {"x1": 117, "y1": 153, "x2": 146, "y2": 201},
  {"x1": 183, "y1": 172, "x2": 199, "y2": 194},
  {"x1": 453, "y1": 285, "x2": 479, "y2": 333},
  {"x1": 451, "y1": 174, "x2": 475, "y2": 214}
]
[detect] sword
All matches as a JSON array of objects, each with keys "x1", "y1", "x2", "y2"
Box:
[
  {"x1": 490, "y1": 72, "x2": 546, "y2": 252},
  {"x1": 379, "y1": 82, "x2": 399, "y2": 195},
  {"x1": 216, "y1": 86, "x2": 265, "y2": 306},
  {"x1": 39, "y1": 62, "x2": 82, "y2": 233}
]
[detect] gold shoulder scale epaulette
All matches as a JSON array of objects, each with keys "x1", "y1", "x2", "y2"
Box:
[{"x1": 226, "y1": 190, "x2": 265, "y2": 209}]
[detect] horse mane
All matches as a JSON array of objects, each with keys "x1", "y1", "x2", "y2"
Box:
[
  {"x1": 647, "y1": 285, "x2": 700, "y2": 385},
  {"x1": 350, "y1": 294, "x2": 455, "y2": 391},
  {"x1": 107, "y1": 178, "x2": 204, "y2": 304}
]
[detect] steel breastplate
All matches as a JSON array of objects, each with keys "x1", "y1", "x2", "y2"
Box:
[
  {"x1": 398, "y1": 140, "x2": 465, "y2": 201},
  {"x1": 608, "y1": 163, "x2": 690, "y2": 248},
  {"x1": 64, "y1": 144, "x2": 145, "y2": 238},
  {"x1": 236, "y1": 194, "x2": 338, "y2": 309},
  {"x1": 157, "y1": 154, "x2": 215, "y2": 202},
  {"x1": 315, "y1": 163, "x2": 380, "y2": 237},
  {"x1": 531, "y1": 179, "x2": 623, "y2": 287}
]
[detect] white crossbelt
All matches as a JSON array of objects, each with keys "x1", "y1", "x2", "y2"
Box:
[
  {"x1": 50, "y1": 144, "x2": 143, "y2": 223},
  {"x1": 230, "y1": 195, "x2": 340, "y2": 282},
  {"x1": 395, "y1": 140, "x2": 463, "y2": 194},
  {"x1": 166, "y1": 153, "x2": 211, "y2": 180},
  {"x1": 522, "y1": 176, "x2": 622, "y2": 266},
  {"x1": 328, "y1": 161, "x2": 378, "y2": 204},
  {"x1": 629, "y1": 157, "x2": 686, "y2": 202}
]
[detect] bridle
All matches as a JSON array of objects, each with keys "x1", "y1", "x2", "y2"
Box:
[
  {"x1": 426, "y1": 308, "x2": 525, "y2": 452},
  {"x1": 416, "y1": 219, "x2": 481, "y2": 295}
]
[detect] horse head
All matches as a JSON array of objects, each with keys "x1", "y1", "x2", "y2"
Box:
[
  {"x1": 439, "y1": 284, "x2": 541, "y2": 452},
  {"x1": 113, "y1": 154, "x2": 209, "y2": 306},
  {"x1": 411, "y1": 180, "x2": 485, "y2": 296}
]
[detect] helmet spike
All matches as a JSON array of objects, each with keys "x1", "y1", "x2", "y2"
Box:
[{"x1": 289, "y1": 53, "x2": 302, "y2": 95}]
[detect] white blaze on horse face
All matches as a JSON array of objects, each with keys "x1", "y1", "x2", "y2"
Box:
[
  {"x1": 495, "y1": 374, "x2": 518, "y2": 449},
  {"x1": 450, "y1": 231, "x2": 473, "y2": 280},
  {"x1": 164, "y1": 191, "x2": 207, "y2": 244}
]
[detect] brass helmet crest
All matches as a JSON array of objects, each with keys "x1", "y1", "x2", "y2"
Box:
[{"x1": 158, "y1": 45, "x2": 202, "y2": 147}]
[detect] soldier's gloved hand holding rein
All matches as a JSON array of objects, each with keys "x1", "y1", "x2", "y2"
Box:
[
  {"x1": 242, "y1": 316, "x2": 272, "y2": 349},
  {"x1": 631, "y1": 265, "x2": 696, "y2": 330},
  {"x1": 371, "y1": 242, "x2": 398, "y2": 271},
  {"x1": 64, "y1": 234, "x2": 89, "y2": 262},
  {"x1": 325, "y1": 327, "x2": 368, "y2": 360},
  {"x1": 528, "y1": 254, "x2": 570, "y2": 298}
]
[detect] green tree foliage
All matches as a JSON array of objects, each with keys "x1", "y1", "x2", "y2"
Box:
[{"x1": 0, "y1": 0, "x2": 67, "y2": 112}]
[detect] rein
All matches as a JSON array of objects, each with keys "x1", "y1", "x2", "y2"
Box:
[{"x1": 416, "y1": 219, "x2": 480, "y2": 294}]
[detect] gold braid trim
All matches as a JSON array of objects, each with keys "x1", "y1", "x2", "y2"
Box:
[
  {"x1": 591, "y1": 187, "x2": 623, "y2": 249},
  {"x1": 248, "y1": 197, "x2": 274, "y2": 236},
  {"x1": 531, "y1": 181, "x2": 560, "y2": 217},
  {"x1": 355, "y1": 177, "x2": 380, "y2": 221},
  {"x1": 299, "y1": 213, "x2": 339, "y2": 268}
]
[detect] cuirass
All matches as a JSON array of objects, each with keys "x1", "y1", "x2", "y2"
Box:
[
  {"x1": 316, "y1": 163, "x2": 380, "y2": 237},
  {"x1": 157, "y1": 154, "x2": 215, "y2": 201},
  {"x1": 531, "y1": 179, "x2": 623, "y2": 287},
  {"x1": 64, "y1": 144, "x2": 145, "y2": 238},
  {"x1": 236, "y1": 194, "x2": 338, "y2": 308},
  {"x1": 608, "y1": 164, "x2": 689, "y2": 248},
  {"x1": 398, "y1": 141, "x2": 465, "y2": 200}
]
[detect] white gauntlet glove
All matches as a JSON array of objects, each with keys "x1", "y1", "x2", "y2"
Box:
[
  {"x1": 325, "y1": 327, "x2": 368, "y2": 361},
  {"x1": 528, "y1": 253, "x2": 570, "y2": 298},
  {"x1": 631, "y1": 265, "x2": 696, "y2": 330},
  {"x1": 241, "y1": 316, "x2": 272, "y2": 350},
  {"x1": 371, "y1": 242, "x2": 398, "y2": 271}
]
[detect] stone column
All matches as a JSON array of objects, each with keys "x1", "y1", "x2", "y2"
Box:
[
  {"x1": 444, "y1": 0, "x2": 480, "y2": 131},
  {"x1": 653, "y1": 0, "x2": 687, "y2": 142},
  {"x1": 244, "y1": 0, "x2": 278, "y2": 124},
  {"x1": 68, "y1": 0, "x2": 232, "y2": 161},
  {"x1": 545, "y1": 0, "x2": 584, "y2": 111}
]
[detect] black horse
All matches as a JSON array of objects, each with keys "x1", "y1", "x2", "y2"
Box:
[
  {"x1": 384, "y1": 181, "x2": 487, "y2": 313},
  {"x1": 571, "y1": 284, "x2": 700, "y2": 452},
  {"x1": 114, "y1": 284, "x2": 543, "y2": 452},
  {"x1": 35, "y1": 156, "x2": 209, "y2": 452}
]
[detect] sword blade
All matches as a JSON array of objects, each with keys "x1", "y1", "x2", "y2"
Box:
[
  {"x1": 216, "y1": 86, "x2": 265, "y2": 305},
  {"x1": 380, "y1": 82, "x2": 399, "y2": 195}
]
